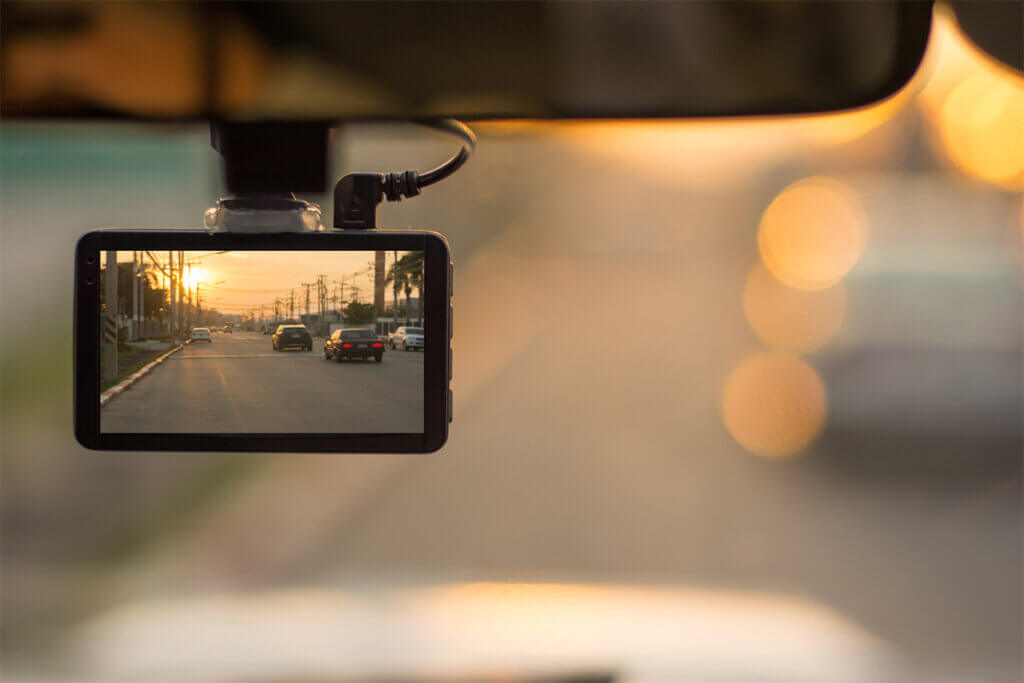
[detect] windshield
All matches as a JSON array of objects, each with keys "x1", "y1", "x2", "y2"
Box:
[
  {"x1": 1, "y1": 10, "x2": 1021, "y2": 683},
  {"x1": 340, "y1": 330, "x2": 375, "y2": 339}
]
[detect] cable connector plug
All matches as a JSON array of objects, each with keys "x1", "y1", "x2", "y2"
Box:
[
  {"x1": 332, "y1": 119, "x2": 475, "y2": 230},
  {"x1": 333, "y1": 171, "x2": 421, "y2": 230},
  {"x1": 382, "y1": 170, "x2": 421, "y2": 201}
]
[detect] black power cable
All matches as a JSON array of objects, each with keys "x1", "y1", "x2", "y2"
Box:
[
  {"x1": 413, "y1": 119, "x2": 477, "y2": 188},
  {"x1": 333, "y1": 119, "x2": 477, "y2": 230}
]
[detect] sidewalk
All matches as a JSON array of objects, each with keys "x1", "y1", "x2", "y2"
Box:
[
  {"x1": 99, "y1": 342, "x2": 177, "y2": 394},
  {"x1": 129, "y1": 340, "x2": 174, "y2": 351}
]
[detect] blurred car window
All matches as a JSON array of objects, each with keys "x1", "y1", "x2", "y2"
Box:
[{"x1": 1, "y1": 6, "x2": 1021, "y2": 682}]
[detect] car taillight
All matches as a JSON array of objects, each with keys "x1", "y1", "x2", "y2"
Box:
[
  {"x1": 374, "y1": 342, "x2": 383, "y2": 348},
  {"x1": 342, "y1": 343, "x2": 352, "y2": 348}
]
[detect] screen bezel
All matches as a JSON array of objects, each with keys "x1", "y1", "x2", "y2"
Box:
[{"x1": 75, "y1": 229, "x2": 451, "y2": 453}]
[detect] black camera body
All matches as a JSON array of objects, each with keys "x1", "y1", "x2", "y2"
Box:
[
  {"x1": 75, "y1": 120, "x2": 470, "y2": 453},
  {"x1": 75, "y1": 228, "x2": 453, "y2": 453}
]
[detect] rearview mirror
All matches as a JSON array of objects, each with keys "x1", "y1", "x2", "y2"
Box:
[
  {"x1": 2, "y1": 0, "x2": 933, "y2": 120},
  {"x1": 951, "y1": 0, "x2": 1024, "y2": 72}
]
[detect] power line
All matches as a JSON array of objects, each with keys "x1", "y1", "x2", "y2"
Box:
[{"x1": 214, "y1": 286, "x2": 297, "y2": 294}]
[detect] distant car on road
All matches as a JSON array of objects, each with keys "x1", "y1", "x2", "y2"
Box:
[
  {"x1": 391, "y1": 326, "x2": 424, "y2": 351},
  {"x1": 261, "y1": 327, "x2": 272, "y2": 335},
  {"x1": 223, "y1": 326, "x2": 233, "y2": 333},
  {"x1": 325, "y1": 328, "x2": 385, "y2": 363},
  {"x1": 190, "y1": 327, "x2": 212, "y2": 343},
  {"x1": 273, "y1": 324, "x2": 312, "y2": 351}
]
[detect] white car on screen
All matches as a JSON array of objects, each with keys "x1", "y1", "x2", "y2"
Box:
[
  {"x1": 190, "y1": 327, "x2": 212, "y2": 343},
  {"x1": 391, "y1": 326, "x2": 424, "y2": 351}
]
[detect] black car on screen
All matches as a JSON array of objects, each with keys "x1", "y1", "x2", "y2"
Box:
[
  {"x1": 325, "y1": 328, "x2": 385, "y2": 363},
  {"x1": 272, "y1": 324, "x2": 313, "y2": 351}
]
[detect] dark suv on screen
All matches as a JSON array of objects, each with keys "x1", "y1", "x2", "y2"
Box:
[
  {"x1": 325, "y1": 328, "x2": 385, "y2": 363},
  {"x1": 272, "y1": 324, "x2": 313, "y2": 351}
]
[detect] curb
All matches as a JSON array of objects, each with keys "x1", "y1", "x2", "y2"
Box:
[{"x1": 100, "y1": 342, "x2": 188, "y2": 407}]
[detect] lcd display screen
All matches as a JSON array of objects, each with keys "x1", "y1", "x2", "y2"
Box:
[{"x1": 97, "y1": 250, "x2": 425, "y2": 434}]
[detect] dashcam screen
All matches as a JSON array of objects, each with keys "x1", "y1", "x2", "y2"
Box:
[{"x1": 98, "y1": 250, "x2": 425, "y2": 434}]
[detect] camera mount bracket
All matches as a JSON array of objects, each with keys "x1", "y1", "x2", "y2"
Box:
[
  {"x1": 206, "y1": 121, "x2": 329, "y2": 234},
  {"x1": 206, "y1": 119, "x2": 475, "y2": 233},
  {"x1": 204, "y1": 194, "x2": 323, "y2": 233}
]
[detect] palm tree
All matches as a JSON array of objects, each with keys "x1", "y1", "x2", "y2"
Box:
[
  {"x1": 409, "y1": 266, "x2": 424, "y2": 326},
  {"x1": 386, "y1": 252, "x2": 425, "y2": 326},
  {"x1": 404, "y1": 282, "x2": 413, "y2": 325},
  {"x1": 385, "y1": 257, "x2": 410, "y2": 325}
]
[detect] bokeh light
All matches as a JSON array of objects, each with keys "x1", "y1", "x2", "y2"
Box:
[
  {"x1": 743, "y1": 264, "x2": 846, "y2": 353},
  {"x1": 722, "y1": 352, "x2": 827, "y2": 459},
  {"x1": 936, "y1": 74, "x2": 1024, "y2": 190},
  {"x1": 917, "y1": 6, "x2": 1024, "y2": 191},
  {"x1": 757, "y1": 177, "x2": 867, "y2": 291}
]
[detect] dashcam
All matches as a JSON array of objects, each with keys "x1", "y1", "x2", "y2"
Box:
[{"x1": 74, "y1": 229, "x2": 453, "y2": 453}]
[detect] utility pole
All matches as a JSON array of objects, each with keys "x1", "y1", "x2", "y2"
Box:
[
  {"x1": 138, "y1": 257, "x2": 145, "y2": 338},
  {"x1": 318, "y1": 275, "x2": 327, "y2": 336},
  {"x1": 342, "y1": 285, "x2": 347, "y2": 322},
  {"x1": 180, "y1": 251, "x2": 186, "y2": 334},
  {"x1": 392, "y1": 250, "x2": 401, "y2": 333},
  {"x1": 131, "y1": 251, "x2": 138, "y2": 340},
  {"x1": 169, "y1": 251, "x2": 177, "y2": 342},
  {"x1": 289, "y1": 289, "x2": 295, "y2": 320},
  {"x1": 315, "y1": 277, "x2": 322, "y2": 335},
  {"x1": 374, "y1": 251, "x2": 386, "y2": 334},
  {"x1": 103, "y1": 251, "x2": 119, "y2": 382},
  {"x1": 138, "y1": 253, "x2": 145, "y2": 336},
  {"x1": 186, "y1": 263, "x2": 193, "y2": 329},
  {"x1": 176, "y1": 252, "x2": 182, "y2": 335}
]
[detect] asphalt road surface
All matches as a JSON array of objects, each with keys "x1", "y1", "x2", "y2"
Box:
[{"x1": 101, "y1": 332, "x2": 424, "y2": 433}]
